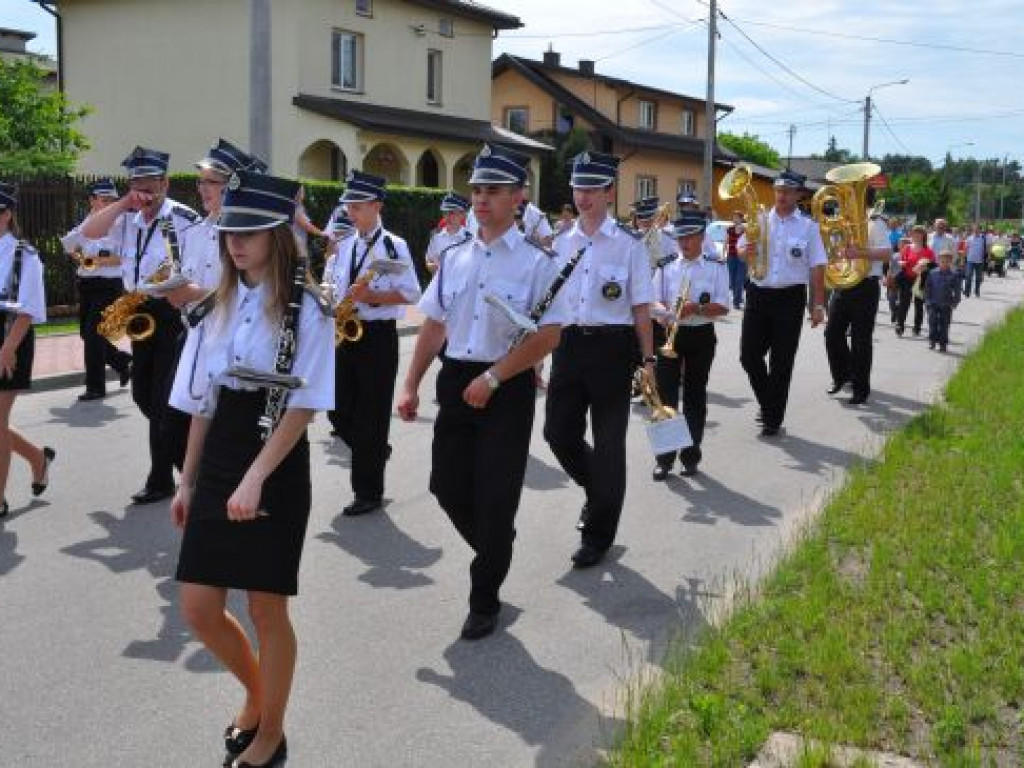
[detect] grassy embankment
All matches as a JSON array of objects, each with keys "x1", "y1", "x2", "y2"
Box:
[{"x1": 611, "y1": 308, "x2": 1024, "y2": 766}]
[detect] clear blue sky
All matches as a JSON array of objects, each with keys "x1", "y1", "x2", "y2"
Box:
[{"x1": 7, "y1": 0, "x2": 1023, "y2": 167}]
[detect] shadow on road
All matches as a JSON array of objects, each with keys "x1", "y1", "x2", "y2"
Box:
[
  {"x1": 416, "y1": 605, "x2": 623, "y2": 768},
  {"x1": 666, "y1": 471, "x2": 782, "y2": 527},
  {"x1": 556, "y1": 549, "x2": 711, "y2": 666},
  {"x1": 853, "y1": 387, "x2": 929, "y2": 436},
  {"x1": 0, "y1": 526, "x2": 24, "y2": 576},
  {"x1": 61, "y1": 507, "x2": 218, "y2": 671},
  {"x1": 46, "y1": 400, "x2": 128, "y2": 428},
  {"x1": 317, "y1": 509, "x2": 442, "y2": 590},
  {"x1": 707, "y1": 391, "x2": 754, "y2": 410},
  {"x1": 759, "y1": 431, "x2": 862, "y2": 476},
  {"x1": 524, "y1": 453, "x2": 570, "y2": 492}
]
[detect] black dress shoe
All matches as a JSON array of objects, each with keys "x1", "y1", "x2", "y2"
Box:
[
  {"x1": 131, "y1": 486, "x2": 174, "y2": 505},
  {"x1": 680, "y1": 463, "x2": 699, "y2": 477},
  {"x1": 342, "y1": 498, "x2": 382, "y2": 517},
  {"x1": 826, "y1": 381, "x2": 846, "y2": 395},
  {"x1": 652, "y1": 464, "x2": 671, "y2": 482},
  {"x1": 231, "y1": 737, "x2": 287, "y2": 768},
  {"x1": 575, "y1": 502, "x2": 589, "y2": 531},
  {"x1": 77, "y1": 390, "x2": 105, "y2": 402},
  {"x1": 847, "y1": 394, "x2": 868, "y2": 406},
  {"x1": 460, "y1": 611, "x2": 499, "y2": 641},
  {"x1": 224, "y1": 723, "x2": 259, "y2": 763},
  {"x1": 760, "y1": 424, "x2": 780, "y2": 437},
  {"x1": 571, "y1": 543, "x2": 607, "y2": 569},
  {"x1": 31, "y1": 446, "x2": 55, "y2": 496}
]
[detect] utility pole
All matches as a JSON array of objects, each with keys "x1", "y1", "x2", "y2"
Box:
[
  {"x1": 861, "y1": 94, "x2": 871, "y2": 160},
  {"x1": 250, "y1": 0, "x2": 272, "y2": 169},
  {"x1": 702, "y1": 0, "x2": 717, "y2": 213},
  {"x1": 786, "y1": 124, "x2": 796, "y2": 168}
]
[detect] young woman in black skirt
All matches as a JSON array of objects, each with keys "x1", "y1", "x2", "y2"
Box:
[
  {"x1": 169, "y1": 172, "x2": 334, "y2": 768},
  {"x1": 0, "y1": 182, "x2": 55, "y2": 518}
]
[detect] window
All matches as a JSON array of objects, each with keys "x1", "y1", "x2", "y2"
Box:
[
  {"x1": 638, "y1": 99, "x2": 657, "y2": 130},
  {"x1": 355, "y1": 0, "x2": 372, "y2": 16},
  {"x1": 677, "y1": 179, "x2": 696, "y2": 198},
  {"x1": 636, "y1": 175, "x2": 658, "y2": 200},
  {"x1": 332, "y1": 30, "x2": 363, "y2": 91},
  {"x1": 439, "y1": 17, "x2": 454, "y2": 37},
  {"x1": 427, "y1": 49, "x2": 442, "y2": 104},
  {"x1": 681, "y1": 109, "x2": 695, "y2": 136},
  {"x1": 504, "y1": 107, "x2": 529, "y2": 135}
]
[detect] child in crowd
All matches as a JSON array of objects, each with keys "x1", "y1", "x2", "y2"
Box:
[{"x1": 925, "y1": 250, "x2": 961, "y2": 353}]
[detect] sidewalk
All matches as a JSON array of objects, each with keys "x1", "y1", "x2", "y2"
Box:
[{"x1": 32, "y1": 308, "x2": 427, "y2": 391}]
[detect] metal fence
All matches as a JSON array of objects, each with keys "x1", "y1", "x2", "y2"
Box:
[{"x1": 4, "y1": 174, "x2": 446, "y2": 314}]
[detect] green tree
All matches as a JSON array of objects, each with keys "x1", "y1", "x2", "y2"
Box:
[
  {"x1": 0, "y1": 59, "x2": 90, "y2": 174},
  {"x1": 820, "y1": 136, "x2": 858, "y2": 163},
  {"x1": 718, "y1": 131, "x2": 781, "y2": 170},
  {"x1": 537, "y1": 126, "x2": 591, "y2": 213},
  {"x1": 886, "y1": 171, "x2": 947, "y2": 222}
]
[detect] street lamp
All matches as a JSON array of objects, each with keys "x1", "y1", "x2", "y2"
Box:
[{"x1": 862, "y1": 79, "x2": 909, "y2": 160}]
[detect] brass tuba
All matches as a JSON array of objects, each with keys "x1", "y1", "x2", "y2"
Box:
[
  {"x1": 811, "y1": 162, "x2": 880, "y2": 290},
  {"x1": 718, "y1": 165, "x2": 768, "y2": 280}
]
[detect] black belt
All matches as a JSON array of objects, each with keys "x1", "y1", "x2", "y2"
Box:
[
  {"x1": 361, "y1": 318, "x2": 397, "y2": 328},
  {"x1": 563, "y1": 324, "x2": 633, "y2": 337}
]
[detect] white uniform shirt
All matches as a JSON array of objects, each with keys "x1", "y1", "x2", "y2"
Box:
[
  {"x1": 169, "y1": 282, "x2": 334, "y2": 418},
  {"x1": 323, "y1": 223, "x2": 421, "y2": 322},
  {"x1": 654, "y1": 253, "x2": 730, "y2": 327},
  {"x1": 419, "y1": 225, "x2": 569, "y2": 362},
  {"x1": 554, "y1": 215, "x2": 653, "y2": 326},
  {"x1": 866, "y1": 217, "x2": 890, "y2": 278},
  {"x1": 61, "y1": 215, "x2": 126, "y2": 279},
  {"x1": 644, "y1": 226, "x2": 677, "y2": 267},
  {"x1": 0, "y1": 233, "x2": 46, "y2": 324},
  {"x1": 740, "y1": 208, "x2": 827, "y2": 288},
  {"x1": 521, "y1": 202, "x2": 553, "y2": 240},
  {"x1": 425, "y1": 226, "x2": 472, "y2": 268},
  {"x1": 180, "y1": 216, "x2": 222, "y2": 292},
  {"x1": 121, "y1": 197, "x2": 199, "y2": 291}
]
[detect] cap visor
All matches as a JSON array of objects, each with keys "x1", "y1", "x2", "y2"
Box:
[{"x1": 215, "y1": 212, "x2": 288, "y2": 231}]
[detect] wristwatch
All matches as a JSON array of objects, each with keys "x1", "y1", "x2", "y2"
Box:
[{"x1": 482, "y1": 370, "x2": 501, "y2": 391}]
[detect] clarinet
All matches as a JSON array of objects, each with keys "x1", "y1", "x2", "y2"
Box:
[
  {"x1": 509, "y1": 245, "x2": 586, "y2": 349},
  {"x1": 258, "y1": 256, "x2": 307, "y2": 441}
]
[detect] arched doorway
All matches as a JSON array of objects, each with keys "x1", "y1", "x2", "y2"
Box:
[
  {"x1": 298, "y1": 140, "x2": 347, "y2": 181},
  {"x1": 415, "y1": 149, "x2": 445, "y2": 189},
  {"x1": 363, "y1": 143, "x2": 409, "y2": 185},
  {"x1": 452, "y1": 152, "x2": 475, "y2": 196}
]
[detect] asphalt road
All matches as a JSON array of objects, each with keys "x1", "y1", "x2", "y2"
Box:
[{"x1": 1, "y1": 272, "x2": 1020, "y2": 767}]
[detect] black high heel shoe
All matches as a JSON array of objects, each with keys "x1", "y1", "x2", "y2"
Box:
[
  {"x1": 31, "y1": 447, "x2": 55, "y2": 497},
  {"x1": 231, "y1": 737, "x2": 287, "y2": 768},
  {"x1": 223, "y1": 722, "x2": 259, "y2": 765}
]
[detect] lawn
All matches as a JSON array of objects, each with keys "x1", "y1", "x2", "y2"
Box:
[{"x1": 611, "y1": 308, "x2": 1024, "y2": 766}]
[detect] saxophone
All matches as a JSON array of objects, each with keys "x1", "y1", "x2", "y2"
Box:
[
  {"x1": 333, "y1": 270, "x2": 376, "y2": 345},
  {"x1": 97, "y1": 291, "x2": 153, "y2": 342},
  {"x1": 718, "y1": 165, "x2": 768, "y2": 281}
]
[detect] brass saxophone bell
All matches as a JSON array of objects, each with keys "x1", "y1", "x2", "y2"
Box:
[{"x1": 126, "y1": 313, "x2": 156, "y2": 342}]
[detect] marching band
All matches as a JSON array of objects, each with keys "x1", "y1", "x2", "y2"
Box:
[{"x1": 3, "y1": 139, "x2": 990, "y2": 766}]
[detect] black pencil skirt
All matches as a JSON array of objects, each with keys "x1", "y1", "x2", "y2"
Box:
[
  {"x1": 176, "y1": 388, "x2": 312, "y2": 596},
  {"x1": 0, "y1": 327, "x2": 34, "y2": 392}
]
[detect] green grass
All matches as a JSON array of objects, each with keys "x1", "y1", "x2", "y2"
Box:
[
  {"x1": 610, "y1": 307, "x2": 1024, "y2": 766},
  {"x1": 36, "y1": 319, "x2": 79, "y2": 337}
]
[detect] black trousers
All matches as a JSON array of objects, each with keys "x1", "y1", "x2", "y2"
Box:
[
  {"x1": 739, "y1": 283, "x2": 806, "y2": 430},
  {"x1": 824, "y1": 276, "x2": 879, "y2": 398},
  {"x1": 78, "y1": 277, "x2": 131, "y2": 393},
  {"x1": 543, "y1": 325, "x2": 635, "y2": 551},
  {"x1": 329, "y1": 320, "x2": 399, "y2": 501},
  {"x1": 430, "y1": 359, "x2": 535, "y2": 616},
  {"x1": 928, "y1": 305, "x2": 952, "y2": 346},
  {"x1": 895, "y1": 272, "x2": 924, "y2": 333},
  {"x1": 654, "y1": 322, "x2": 715, "y2": 468},
  {"x1": 130, "y1": 300, "x2": 182, "y2": 493}
]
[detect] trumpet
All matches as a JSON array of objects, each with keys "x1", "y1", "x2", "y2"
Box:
[
  {"x1": 719, "y1": 165, "x2": 769, "y2": 281},
  {"x1": 97, "y1": 291, "x2": 155, "y2": 343},
  {"x1": 658, "y1": 274, "x2": 691, "y2": 359}
]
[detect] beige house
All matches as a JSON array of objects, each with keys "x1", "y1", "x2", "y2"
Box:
[
  {"x1": 492, "y1": 50, "x2": 736, "y2": 215},
  {"x1": 56, "y1": 0, "x2": 547, "y2": 187}
]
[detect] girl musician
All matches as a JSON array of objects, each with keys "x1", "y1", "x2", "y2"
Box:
[
  {"x1": 169, "y1": 171, "x2": 333, "y2": 768},
  {"x1": 0, "y1": 183, "x2": 54, "y2": 518}
]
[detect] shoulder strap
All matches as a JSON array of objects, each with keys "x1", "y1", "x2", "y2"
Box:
[
  {"x1": 303, "y1": 284, "x2": 333, "y2": 317},
  {"x1": 382, "y1": 234, "x2": 400, "y2": 261},
  {"x1": 524, "y1": 236, "x2": 557, "y2": 259},
  {"x1": 616, "y1": 222, "x2": 642, "y2": 240}
]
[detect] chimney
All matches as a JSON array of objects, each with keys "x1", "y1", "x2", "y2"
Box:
[
  {"x1": 543, "y1": 44, "x2": 561, "y2": 67},
  {"x1": 579, "y1": 59, "x2": 595, "y2": 76}
]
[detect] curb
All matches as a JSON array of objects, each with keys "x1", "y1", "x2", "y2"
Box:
[{"x1": 30, "y1": 323, "x2": 423, "y2": 395}]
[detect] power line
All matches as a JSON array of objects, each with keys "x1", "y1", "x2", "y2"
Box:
[
  {"x1": 502, "y1": 21, "x2": 695, "y2": 40},
  {"x1": 593, "y1": 26, "x2": 684, "y2": 63},
  {"x1": 715, "y1": 8, "x2": 857, "y2": 104},
  {"x1": 871, "y1": 103, "x2": 912, "y2": 155}
]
